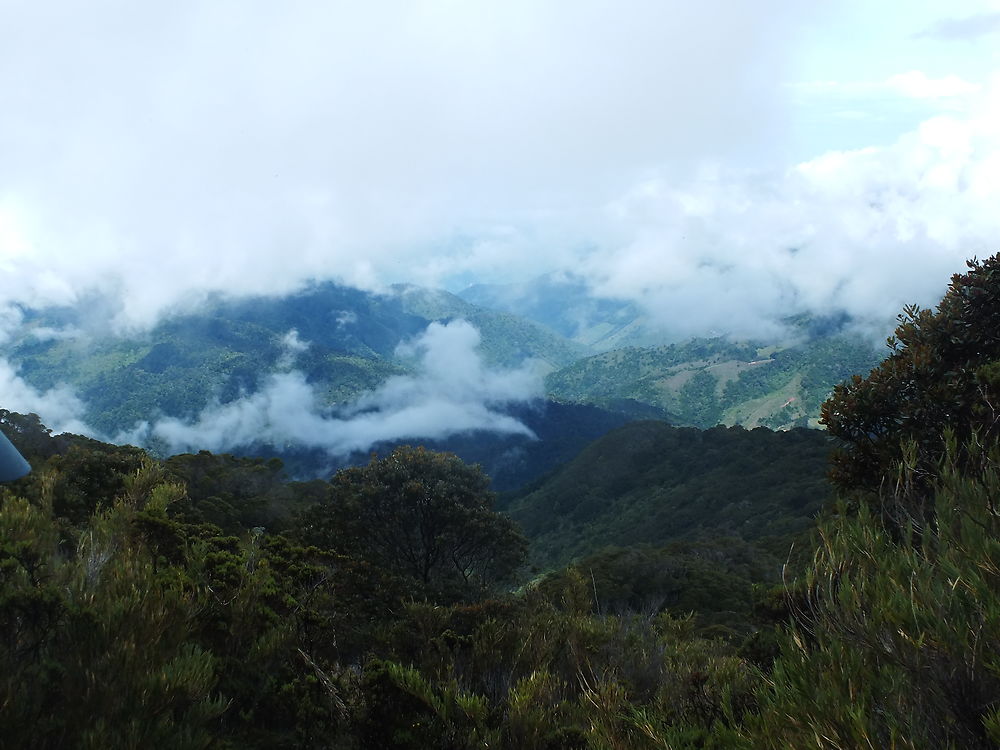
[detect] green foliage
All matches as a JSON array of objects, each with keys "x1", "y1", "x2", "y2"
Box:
[
  {"x1": 506, "y1": 421, "x2": 832, "y2": 568},
  {"x1": 1, "y1": 414, "x2": 148, "y2": 524},
  {"x1": 366, "y1": 594, "x2": 758, "y2": 749},
  {"x1": 678, "y1": 369, "x2": 723, "y2": 427},
  {"x1": 752, "y1": 439, "x2": 1000, "y2": 748},
  {"x1": 1, "y1": 422, "x2": 780, "y2": 747},
  {"x1": 0, "y1": 431, "x2": 364, "y2": 748},
  {"x1": 164, "y1": 450, "x2": 327, "y2": 532},
  {"x1": 545, "y1": 334, "x2": 883, "y2": 430},
  {"x1": 0, "y1": 409, "x2": 69, "y2": 462},
  {"x1": 0, "y1": 479, "x2": 225, "y2": 749},
  {"x1": 8, "y1": 244, "x2": 1000, "y2": 750},
  {"x1": 296, "y1": 446, "x2": 527, "y2": 599},
  {"x1": 536, "y1": 540, "x2": 778, "y2": 632},
  {"x1": 822, "y1": 254, "x2": 1000, "y2": 497}
]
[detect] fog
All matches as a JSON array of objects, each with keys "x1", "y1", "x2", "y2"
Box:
[
  {"x1": 582, "y1": 92, "x2": 1000, "y2": 339},
  {"x1": 2, "y1": 0, "x2": 810, "y2": 329},
  {"x1": 2, "y1": 2, "x2": 1000, "y2": 442},
  {"x1": 117, "y1": 320, "x2": 543, "y2": 456},
  {"x1": 0, "y1": 359, "x2": 91, "y2": 435}
]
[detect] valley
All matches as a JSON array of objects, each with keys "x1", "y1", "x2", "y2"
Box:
[
  {"x1": 5, "y1": 275, "x2": 887, "y2": 478},
  {"x1": 4, "y1": 4, "x2": 998, "y2": 744},
  {"x1": 3, "y1": 256, "x2": 1000, "y2": 748}
]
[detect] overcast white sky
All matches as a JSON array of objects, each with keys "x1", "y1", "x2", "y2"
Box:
[{"x1": 3, "y1": 0, "x2": 1000, "y2": 334}]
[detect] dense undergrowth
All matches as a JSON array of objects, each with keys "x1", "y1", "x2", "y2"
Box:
[{"x1": 3, "y1": 254, "x2": 1000, "y2": 747}]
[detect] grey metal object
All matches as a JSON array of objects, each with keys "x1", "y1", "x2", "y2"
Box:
[{"x1": 0, "y1": 430, "x2": 30, "y2": 481}]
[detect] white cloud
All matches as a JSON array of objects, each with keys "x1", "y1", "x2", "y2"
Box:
[
  {"x1": 0, "y1": 0, "x2": 813, "y2": 326},
  {"x1": 792, "y1": 71, "x2": 982, "y2": 101},
  {"x1": 888, "y1": 71, "x2": 982, "y2": 99},
  {"x1": 0, "y1": 359, "x2": 93, "y2": 435},
  {"x1": 584, "y1": 79, "x2": 1000, "y2": 339},
  {"x1": 915, "y1": 11, "x2": 1000, "y2": 40},
  {"x1": 276, "y1": 329, "x2": 309, "y2": 369},
  {"x1": 1, "y1": 1, "x2": 998, "y2": 351},
  {"x1": 128, "y1": 320, "x2": 543, "y2": 456}
]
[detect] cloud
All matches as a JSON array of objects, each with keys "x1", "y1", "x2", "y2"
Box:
[
  {"x1": 791, "y1": 72, "x2": 982, "y2": 102},
  {"x1": 276, "y1": 329, "x2": 309, "y2": 369},
  {"x1": 0, "y1": 0, "x2": 813, "y2": 327},
  {"x1": 124, "y1": 320, "x2": 543, "y2": 456},
  {"x1": 334, "y1": 311, "x2": 357, "y2": 330},
  {"x1": 584, "y1": 79, "x2": 1000, "y2": 340},
  {"x1": 2, "y1": 1, "x2": 997, "y2": 352},
  {"x1": 915, "y1": 12, "x2": 1000, "y2": 40},
  {"x1": 0, "y1": 359, "x2": 93, "y2": 435},
  {"x1": 887, "y1": 71, "x2": 983, "y2": 99}
]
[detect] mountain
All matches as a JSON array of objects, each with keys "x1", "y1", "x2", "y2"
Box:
[
  {"x1": 6, "y1": 282, "x2": 660, "y2": 491},
  {"x1": 328, "y1": 399, "x2": 673, "y2": 492},
  {"x1": 392, "y1": 283, "x2": 590, "y2": 369},
  {"x1": 457, "y1": 272, "x2": 658, "y2": 350},
  {"x1": 457, "y1": 274, "x2": 887, "y2": 429},
  {"x1": 7, "y1": 281, "x2": 588, "y2": 437},
  {"x1": 545, "y1": 331, "x2": 885, "y2": 430},
  {"x1": 502, "y1": 420, "x2": 834, "y2": 567},
  {"x1": 8, "y1": 279, "x2": 877, "y2": 493}
]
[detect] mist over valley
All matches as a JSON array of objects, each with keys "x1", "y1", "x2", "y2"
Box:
[{"x1": 3, "y1": 3, "x2": 1000, "y2": 747}]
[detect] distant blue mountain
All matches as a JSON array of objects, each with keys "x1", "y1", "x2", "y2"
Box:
[{"x1": 458, "y1": 272, "x2": 654, "y2": 350}]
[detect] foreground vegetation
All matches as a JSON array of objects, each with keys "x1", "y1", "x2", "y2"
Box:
[{"x1": 3, "y1": 255, "x2": 1000, "y2": 747}]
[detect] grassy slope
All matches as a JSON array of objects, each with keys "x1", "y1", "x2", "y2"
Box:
[{"x1": 545, "y1": 334, "x2": 884, "y2": 429}]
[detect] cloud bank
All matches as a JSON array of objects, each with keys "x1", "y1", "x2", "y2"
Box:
[
  {"x1": 916, "y1": 12, "x2": 1000, "y2": 40},
  {"x1": 120, "y1": 320, "x2": 543, "y2": 456},
  {"x1": 583, "y1": 79, "x2": 1000, "y2": 340},
  {"x1": 0, "y1": 359, "x2": 92, "y2": 435},
  {"x1": 0, "y1": 0, "x2": 809, "y2": 328},
  {"x1": 1, "y1": 2, "x2": 998, "y2": 349}
]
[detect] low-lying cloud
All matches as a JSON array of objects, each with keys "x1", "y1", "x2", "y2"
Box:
[
  {"x1": 583, "y1": 81, "x2": 1000, "y2": 340},
  {"x1": 2, "y1": 3, "x2": 998, "y2": 352},
  {"x1": 120, "y1": 320, "x2": 543, "y2": 456},
  {"x1": 0, "y1": 0, "x2": 810, "y2": 329},
  {"x1": 0, "y1": 358, "x2": 92, "y2": 435}
]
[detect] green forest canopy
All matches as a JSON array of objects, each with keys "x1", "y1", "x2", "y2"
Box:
[{"x1": 2, "y1": 254, "x2": 1000, "y2": 748}]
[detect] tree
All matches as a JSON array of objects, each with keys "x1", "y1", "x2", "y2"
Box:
[
  {"x1": 297, "y1": 447, "x2": 526, "y2": 598},
  {"x1": 753, "y1": 256, "x2": 1000, "y2": 747},
  {"x1": 0, "y1": 409, "x2": 65, "y2": 462},
  {"x1": 821, "y1": 254, "x2": 1000, "y2": 501}
]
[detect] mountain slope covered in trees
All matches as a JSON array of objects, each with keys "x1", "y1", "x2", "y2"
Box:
[
  {"x1": 270, "y1": 399, "x2": 665, "y2": 491},
  {"x1": 8, "y1": 281, "x2": 586, "y2": 437},
  {"x1": 503, "y1": 420, "x2": 832, "y2": 567},
  {"x1": 3, "y1": 254, "x2": 1000, "y2": 747},
  {"x1": 546, "y1": 330, "x2": 884, "y2": 429},
  {"x1": 458, "y1": 272, "x2": 651, "y2": 350},
  {"x1": 9, "y1": 278, "x2": 885, "y2": 453}
]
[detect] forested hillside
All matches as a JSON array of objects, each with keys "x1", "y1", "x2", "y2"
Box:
[
  {"x1": 393, "y1": 283, "x2": 590, "y2": 368},
  {"x1": 4, "y1": 255, "x2": 1000, "y2": 748},
  {"x1": 546, "y1": 330, "x2": 884, "y2": 430},
  {"x1": 503, "y1": 420, "x2": 832, "y2": 566},
  {"x1": 9, "y1": 278, "x2": 886, "y2": 464},
  {"x1": 8, "y1": 281, "x2": 585, "y2": 437},
  {"x1": 458, "y1": 272, "x2": 651, "y2": 349}
]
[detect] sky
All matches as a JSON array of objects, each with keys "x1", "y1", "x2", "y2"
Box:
[
  {"x1": 2, "y1": 0, "x2": 1000, "y2": 445},
  {"x1": 2, "y1": 0, "x2": 998, "y2": 328}
]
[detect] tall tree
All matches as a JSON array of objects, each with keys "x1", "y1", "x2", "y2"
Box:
[
  {"x1": 821, "y1": 254, "x2": 1000, "y2": 501},
  {"x1": 297, "y1": 446, "x2": 526, "y2": 598}
]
